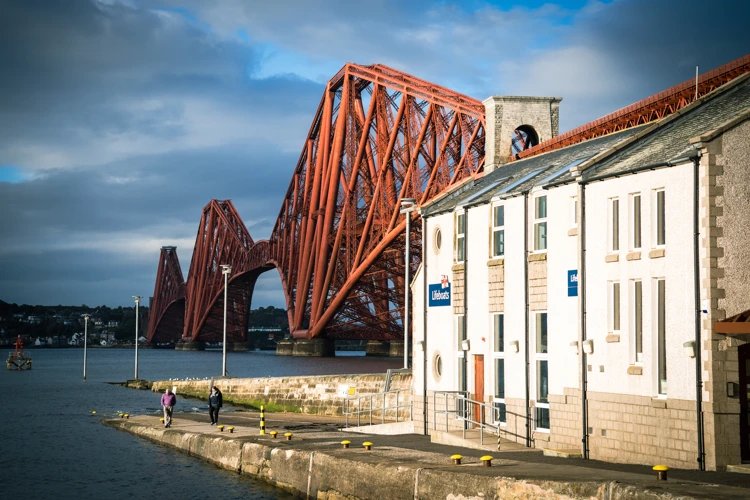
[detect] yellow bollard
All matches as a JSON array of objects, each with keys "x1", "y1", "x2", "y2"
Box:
[
  {"x1": 260, "y1": 405, "x2": 266, "y2": 435},
  {"x1": 285, "y1": 432, "x2": 293, "y2": 441},
  {"x1": 91, "y1": 411, "x2": 97, "y2": 415},
  {"x1": 218, "y1": 425, "x2": 225, "y2": 432},
  {"x1": 228, "y1": 427, "x2": 235, "y2": 433},
  {"x1": 653, "y1": 465, "x2": 669, "y2": 480},
  {"x1": 363, "y1": 441, "x2": 373, "y2": 451},
  {"x1": 341, "y1": 440, "x2": 351, "y2": 449},
  {"x1": 451, "y1": 454, "x2": 463, "y2": 465},
  {"x1": 124, "y1": 414, "x2": 130, "y2": 419},
  {"x1": 480, "y1": 456, "x2": 493, "y2": 467},
  {"x1": 119, "y1": 413, "x2": 124, "y2": 418},
  {"x1": 270, "y1": 431, "x2": 278, "y2": 439}
]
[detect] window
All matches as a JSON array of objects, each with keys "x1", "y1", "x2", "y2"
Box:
[
  {"x1": 492, "y1": 314, "x2": 506, "y2": 424},
  {"x1": 631, "y1": 194, "x2": 641, "y2": 250},
  {"x1": 534, "y1": 195, "x2": 547, "y2": 251},
  {"x1": 609, "y1": 282, "x2": 621, "y2": 332},
  {"x1": 655, "y1": 190, "x2": 665, "y2": 246},
  {"x1": 456, "y1": 314, "x2": 466, "y2": 351},
  {"x1": 610, "y1": 198, "x2": 620, "y2": 252},
  {"x1": 492, "y1": 205, "x2": 505, "y2": 257},
  {"x1": 571, "y1": 196, "x2": 578, "y2": 228},
  {"x1": 633, "y1": 280, "x2": 643, "y2": 363},
  {"x1": 433, "y1": 352, "x2": 443, "y2": 381},
  {"x1": 535, "y1": 312, "x2": 549, "y2": 430},
  {"x1": 456, "y1": 212, "x2": 465, "y2": 262},
  {"x1": 656, "y1": 279, "x2": 666, "y2": 395},
  {"x1": 434, "y1": 227, "x2": 442, "y2": 253}
]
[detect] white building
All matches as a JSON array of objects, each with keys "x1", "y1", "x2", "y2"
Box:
[{"x1": 411, "y1": 72, "x2": 750, "y2": 471}]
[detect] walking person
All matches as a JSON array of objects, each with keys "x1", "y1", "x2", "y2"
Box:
[
  {"x1": 208, "y1": 386, "x2": 223, "y2": 425},
  {"x1": 161, "y1": 387, "x2": 176, "y2": 428}
]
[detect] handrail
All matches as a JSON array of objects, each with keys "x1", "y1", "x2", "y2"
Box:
[
  {"x1": 343, "y1": 388, "x2": 412, "y2": 428},
  {"x1": 432, "y1": 391, "x2": 528, "y2": 450}
]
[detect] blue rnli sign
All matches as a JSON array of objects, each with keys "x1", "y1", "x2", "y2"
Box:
[
  {"x1": 429, "y1": 283, "x2": 451, "y2": 307},
  {"x1": 568, "y1": 270, "x2": 578, "y2": 297}
]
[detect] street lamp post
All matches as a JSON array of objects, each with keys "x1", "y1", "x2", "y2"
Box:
[
  {"x1": 83, "y1": 314, "x2": 89, "y2": 380},
  {"x1": 133, "y1": 296, "x2": 141, "y2": 380},
  {"x1": 220, "y1": 265, "x2": 233, "y2": 377},
  {"x1": 400, "y1": 198, "x2": 418, "y2": 370}
]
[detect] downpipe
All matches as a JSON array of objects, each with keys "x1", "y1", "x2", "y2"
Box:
[{"x1": 693, "y1": 154, "x2": 706, "y2": 470}]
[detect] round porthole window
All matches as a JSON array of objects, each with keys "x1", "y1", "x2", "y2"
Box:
[
  {"x1": 433, "y1": 352, "x2": 443, "y2": 381},
  {"x1": 434, "y1": 227, "x2": 442, "y2": 254}
]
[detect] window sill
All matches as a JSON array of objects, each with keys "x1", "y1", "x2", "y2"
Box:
[
  {"x1": 605, "y1": 254, "x2": 619, "y2": 263},
  {"x1": 452, "y1": 263, "x2": 464, "y2": 272},
  {"x1": 605, "y1": 334, "x2": 620, "y2": 343},
  {"x1": 528, "y1": 252, "x2": 548, "y2": 262},
  {"x1": 651, "y1": 398, "x2": 667, "y2": 409},
  {"x1": 568, "y1": 227, "x2": 578, "y2": 236},
  {"x1": 626, "y1": 251, "x2": 641, "y2": 261},
  {"x1": 627, "y1": 365, "x2": 643, "y2": 375},
  {"x1": 649, "y1": 248, "x2": 666, "y2": 259},
  {"x1": 487, "y1": 257, "x2": 504, "y2": 267}
]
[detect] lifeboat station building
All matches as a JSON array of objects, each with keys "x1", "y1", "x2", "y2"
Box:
[{"x1": 410, "y1": 72, "x2": 750, "y2": 471}]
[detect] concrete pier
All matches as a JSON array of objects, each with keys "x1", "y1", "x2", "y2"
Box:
[
  {"x1": 175, "y1": 340, "x2": 205, "y2": 351},
  {"x1": 365, "y1": 340, "x2": 390, "y2": 356},
  {"x1": 275, "y1": 339, "x2": 334, "y2": 357},
  {"x1": 388, "y1": 340, "x2": 404, "y2": 358}
]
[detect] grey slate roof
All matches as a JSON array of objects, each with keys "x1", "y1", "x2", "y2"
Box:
[
  {"x1": 582, "y1": 74, "x2": 750, "y2": 179},
  {"x1": 422, "y1": 126, "x2": 643, "y2": 216}
]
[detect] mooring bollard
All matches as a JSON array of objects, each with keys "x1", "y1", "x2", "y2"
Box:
[
  {"x1": 119, "y1": 413, "x2": 124, "y2": 418},
  {"x1": 270, "y1": 431, "x2": 278, "y2": 439},
  {"x1": 228, "y1": 427, "x2": 235, "y2": 433},
  {"x1": 285, "y1": 432, "x2": 293, "y2": 441},
  {"x1": 260, "y1": 405, "x2": 266, "y2": 435},
  {"x1": 653, "y1": 465, "x2": 669, "y2": 480},
  {"x1": 480, "y1": 456, "x2": 493, "y2": 467},
  {"x1": 124, "y1": 414, "x2": 130, "y2": 419},
  {"x1": 218, "y1": 425, "x2": 225, "y2": 432},
  {"x1": 341, "y1": 440, "x2": 351, "y2": 449},
  {"x1": 363, "y1": 441, "x2": 373, "y2": 451},
  {"x1": 451, "y1": 454, "x2": 463, "y2": 465},
  {"x1": 160, "y1": 418, "x2": 165, "y2": 424}
]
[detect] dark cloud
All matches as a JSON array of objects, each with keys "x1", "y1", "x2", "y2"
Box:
[{"x1": 0, "y1": 0, "x2": 748, "y2": 308}]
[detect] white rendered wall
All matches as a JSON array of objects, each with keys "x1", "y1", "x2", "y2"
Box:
[{"x1": 584, "y1": 163, "x2": 696, "y2": 400}]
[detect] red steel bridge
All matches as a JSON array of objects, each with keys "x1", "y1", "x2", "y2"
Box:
[{"x1": 147, "y1": 55, "x2": 750, "y2": 346}]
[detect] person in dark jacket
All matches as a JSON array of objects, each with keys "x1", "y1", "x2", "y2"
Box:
[
  {"x1": 161, "y1": 387, "x2": 177, "y2": 428},
  {"x1": 208, "y1": 386, "x2": 223, "y2": 425}
]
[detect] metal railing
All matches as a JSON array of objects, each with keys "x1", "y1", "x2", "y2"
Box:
[
  {"x1": 343, "y1": 388, "x2": 412, "y2": 428},
  {"x1": 432, "y1": 391, "x2": 526, "y2": 449}
]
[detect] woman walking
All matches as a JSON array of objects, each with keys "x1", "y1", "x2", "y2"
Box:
[{"x1": 208, "y1": 386, "x2": 223, "y2": 425}]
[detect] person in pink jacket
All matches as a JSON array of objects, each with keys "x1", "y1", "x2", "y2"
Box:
[{"x1": 161, "y1": 388, "x2": 177, "y2": 428}]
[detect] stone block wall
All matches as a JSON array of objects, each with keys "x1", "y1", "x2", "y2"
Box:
[
  {"x1": 529, "y1": 256, "x2": 548, "y2": 311},
  {"x1": 152, "y1": 372, "x2": 412, "y2": 418},
  {"x1": 452, "y1": 263, "x2": 465, "y2": 314},
  {"x1": 487, "y1": 258, "x2": 504, "y2": 313}
]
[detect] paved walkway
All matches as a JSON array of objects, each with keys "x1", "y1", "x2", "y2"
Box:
[{"x1": 122, "y1": 408, "x2": 750, "y2": 499}]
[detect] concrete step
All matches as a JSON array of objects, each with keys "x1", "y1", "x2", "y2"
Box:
[
  {"x1": 543, "y1": 448, "x2": 583, "y2": 459},
  {"x1": 430, "y1": 429, "x2": 536, "y2": 453},
  {"x1": 727, "y1": 464, "x2": 750, "y2": 474}
]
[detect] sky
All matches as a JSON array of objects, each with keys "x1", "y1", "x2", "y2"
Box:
[{"x1": 0, "y1": 0, "x2": 748, "y2": 309}]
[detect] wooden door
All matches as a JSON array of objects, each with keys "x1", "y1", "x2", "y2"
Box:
[
  {"x1": 740, "y1": 343, "x2": 750, "y2": 462},
  {"x1": 474, "y1": 354, "x2": 484, "y2": 425}
]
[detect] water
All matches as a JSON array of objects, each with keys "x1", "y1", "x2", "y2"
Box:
[{"x1": 0, "y1": 348, "x2": 401, "y2": 499}]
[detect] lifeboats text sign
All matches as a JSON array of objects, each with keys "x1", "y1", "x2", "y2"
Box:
[{"x1": 429, "y1": 283, "x2": 451, "y2": 307}]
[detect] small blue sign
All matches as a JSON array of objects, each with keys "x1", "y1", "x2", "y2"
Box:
[
  {"x1": 568, "y1": 270, "x2": 578, "y2": 297},
  {"x1": 429, "y1": 283, "x2": 451, "y2": 307}
]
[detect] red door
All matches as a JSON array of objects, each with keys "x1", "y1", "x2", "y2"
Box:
[{"x1": 474, "y1": 355, "x2": 484, "y2": 425}]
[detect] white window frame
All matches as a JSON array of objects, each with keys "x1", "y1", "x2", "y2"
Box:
[
  {"x1": 571, "y1": 196, "x2": 578, "y2": 229},
  {"x1": 533, "y1": 195, "x2": 547, "y2": 252},
  {"x1": 534, "y1": 311, "x2": 550, "y2": 431},
  {"x1": 630, "y1": 193, "x2": 642, "y2": 250},
  {"x1": 608, "y1": 281, "x2": 621, "y2": 333},
  {"x1": 492, "y1": 313, "x2": 506, "y2": 425},
  {"x1": 608, "y1": 197, "x2": 620, "y2": 253},
  {"x1": 631, "y1": 280, "x2": 643, "y2": 364},
  {"x1": 653, "y1": 189, "x2": 666, "y2": 248},
  {"x1": 491, "y1": 204, "x2": 505, "y2": 258},
  {"x1": 455, "y1": 211, "x2": 466, "y2": 263},
  {"x1": 456, "y1": 314, "x2": 465, "y2": 352},
  {"x1": 654, "y1": 278, "x2": 667, "y2": 396}
]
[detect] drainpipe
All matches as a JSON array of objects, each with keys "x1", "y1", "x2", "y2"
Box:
[
  {"x1": 463, "y1": 209, "x2": 469, "y2": 398},
  {"x1": 693, "y1": 154, "x2": 706, "y2": 470},
  {"x1": 579, "y1": 181, "x2": 589, "y2": 459},
  {"x1": 422, "y1": 215, "x2": 429, "y2": 436},
  {"x1": 524, "y1": 191, "x2": 531, "y2": 448}
]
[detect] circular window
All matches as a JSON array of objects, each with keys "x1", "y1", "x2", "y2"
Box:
[
  {"x1": 433, "y1": 227, "x2": 442, "y2": 254},
  {"x1": 433, "y1": 351, "x2": 443, "y2": 381}
]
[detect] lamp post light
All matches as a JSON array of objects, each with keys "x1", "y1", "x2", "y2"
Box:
[
  {"x1": 83, "y1": 314, "x2": 89, "y2": 380},
  {"x1": 133, "y1": 295, "x2": 141, "y2": 380},
  {"x1": 399, "y1": 198, "x2": 418, "y2": 370},
  {"x1": 220, "y1": 264, "x2": 233, "y2": 377}
]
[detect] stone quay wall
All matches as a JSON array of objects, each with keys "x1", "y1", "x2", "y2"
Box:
[{"x1": 151, "y1": 372, "x2": 412, "y2": 418}]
